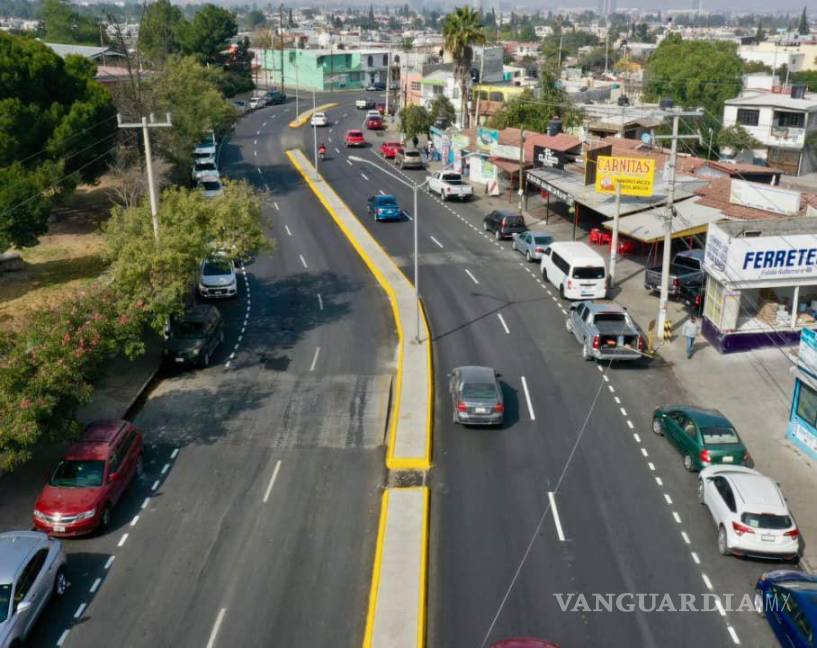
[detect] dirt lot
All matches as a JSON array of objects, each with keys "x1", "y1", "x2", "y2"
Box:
[{"x1": 0, "y1": 180, "x2": 117, "y2": 331}]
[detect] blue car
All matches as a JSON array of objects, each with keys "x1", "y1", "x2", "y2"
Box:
[
  {"x1": 367, "y1": 194, "x2": 402, "y2": 222},
  {"x1": 756, "y1": 570, "x2": 817, "y2": 647}
]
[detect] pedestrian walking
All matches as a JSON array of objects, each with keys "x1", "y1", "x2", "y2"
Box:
[
  {"x1": 682, "y1": 315, "x2": 701, "y2": 359},
  {"x1": 427, "y1": 139, "x2": 435, "y2": 161}
]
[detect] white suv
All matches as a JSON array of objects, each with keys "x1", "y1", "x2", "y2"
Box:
[
  {"x1": 310, "y1": 112, "x2": 328, "y2": 127},
  {"x1": 698, "y1": 465, "x2": 799, "y2": 561}
]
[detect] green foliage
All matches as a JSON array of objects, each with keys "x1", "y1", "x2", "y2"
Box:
[
  {"x1": 178, "y1": 3, "x2": 237, "y2": 64},
  {"x1": 743, "y1": 60, "x2": 772, "y2": 74},
  {"x1": 540, "y1": 29, "x2": 599, "y2": 63},
  {"x1": 489, "y1": 68, "x2": 582, "y2": 132},
  {"x1": 791, "y1": 70, "x2": 817, "y2": 91},
  {"x1": 716, "y1": 125, "x2": 761, "y2": 154},
  {"x1": 242, "y1": 8, "x2": 266, "y2": 30},
  {"x1": 138, "y1": 0, "x2": 184, "y2": 65},
  {"x1": 799, "y1": 7, "x2": 809, "y2": 36},
  {"x1": 442, "y1": 6, "x2": 486, "y2": 128},
  {"x1": 0, "y1": 32, "x2": 116, "y2": 250},
  {"x1": 579, "y1": 46, "x2": 619, "y2": 73},
  {"x1": 39, "y1": 0, "x2": 101, "y2": 45},
  {"x1": 399, "y1": 104, "x2": 431, "y2": 141},
  {"x1": 429, "y1": 95, "x2": 456, "y2": 126}
]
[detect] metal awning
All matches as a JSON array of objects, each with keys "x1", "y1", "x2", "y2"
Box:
[{"x1": 600, "y1": 199, "x2": 725, "y2": 243}]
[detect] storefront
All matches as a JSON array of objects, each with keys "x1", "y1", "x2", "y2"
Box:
[
  {"x1": 702, "y1": 217, "x2": 817, "y2": 353},
  {"x1": 787, "y1": 327, "x2": 817, "y2": 462}
]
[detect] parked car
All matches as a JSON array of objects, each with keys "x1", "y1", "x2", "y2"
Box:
[
  {"x1": 0, "y1": 531, "x2": 68, "y2": 646},
  {"x1": 756, "y1": 571, "x2": 817, "y2": 647},
  {"x1": 365, "y1": 110, "x2": 381, "y2": 120},
  {"x1": 33, "y1": 421, "x2": 144, "y2": 536},
  {"x1": 566, "y1": 301, "x2": 644, "y2": 362},
  {"x1": 395, "y1": 148, "x2": 424, "y2": 170},
  {"x1": 698, "y1": 465, "x2": 799, "y2": 560},
  {"x1": 264, "y1": 90, "x2": 286, "y2": 105},
  {"x1": 483, "y1": 210, "x2": 527, "y2": 240},
  {"x1": 449, "y1": 366, "x2": 504, "y2": 426},
  {"x1": 375, "y1": 102, "x2": 386, "y2": 114},
  {"x1": 379, "y1": 140, "x2": 403, "y2": 159},
  {"x1": 231, "y1": 99, "x2": 247, "y2": 113},
  {"x1": 194, "y1": 132, "x2": 216, "y2": 157},
  {"x1": 652, "y1": 405, "x2": 751, "y2": 472},
  {"x1": 512, "y1": 231, "x2": 553, "y2": 262},
  {"x1": 540, "y1": 242, "x2": 607, "y2": 300},
  {"x1": 198, "y1": 254, "x2": 237, "y2": 298},
  {"x1": 249, "y1": 95, "x2": 266, "y2": 110},
  {"x1": 192, "y1": 157, "x2": 218, "y2": 182},
  {"x1": 199, "y1": 178, "x2": 223, "y2": 199},
  {"x1": 345, "y1": 130, "x2": 366, "y2": 147},
  {"x1": 679, "y1": 281, "x2": 705, "y2": 314},
  {"x1": 163, "y1": 305, "x2": 224, "y2": 368},
  {"x1": 427, "y1": 171, "x2": 473, "y2": 201},
  {"x1": 644, "y1": 249, "x2": 705, "y2": 297},
  {"x1": 367, "y1": 194, "x2": 402, "y2": 222},
  {"x1": 310, "y1": 112, "x2": 328, "y2": 127},
  {"x1": 355, "y1": 98, "x2": 374, "y2": 110},
  {"x1": 366, "y1": 115, "x2": 383, "y2": 130},
  {"x1": 366, "y1": 82, "x2": 385, "y2": 91}
]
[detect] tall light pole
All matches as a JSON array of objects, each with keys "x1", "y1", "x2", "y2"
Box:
[{"x1": 312, "y1": 90, "x2": 318, "y2": 168}]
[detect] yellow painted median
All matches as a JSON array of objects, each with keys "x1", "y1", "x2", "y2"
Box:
[{"x1": 288, "y1": 102, "x2": 339, "y2": 128}]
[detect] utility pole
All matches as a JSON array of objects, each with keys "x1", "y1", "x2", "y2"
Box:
[
  {"x1": 473, "y1": 49, "x2": 485, "y2": 126},
  {"x1": 609, "y1": 182, "x2": 622, "y2": 286},
  {"x1": 653, "y1": 108, "x2": 703, "y2": 343},
  {"x1": 604, "y1": 30, "x2": 609, "y2": 75},
  {"x1": 312, "y1": 90, "x2": 318, "y2": 168},
  {"x1": 385, "y1": 48, "x2": 392, "y2": 122},
  {"x1": 117, "y1": 113, "x2": 172, "y2": 242},
  {"x1": 279, "y1": 4, "x2": 285, "y2": 95},
  {"x1": 557, "y1": 33, "x2": 563, "y2": 69},
  {"x1": 517, "y1": 128, "x2": 525, "y2": 213},
  {"x1": 295, "y1": 64, "x2": 299, "y2": 115}
]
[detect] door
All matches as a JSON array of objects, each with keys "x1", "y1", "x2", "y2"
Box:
[
  {"x1": 13, "y1": 548, "x2": 48, "y2": 639},
  {"x1": 571, "y1": 304, "x2": 586, "y2": 343},
  {"x1": 710, "y1": 476, "x2": 736, "y2": 528},
  {"x1": 118, "y1": 429, "x2": 139, "y2": 486},
  {"x1": 107, "y1": 440, "x2": 127, "y2": 505},
  {"x1": 663, "y1": 412, "x2": 685, "y2": 449},
  {"x1": 679, "y1": 417, "x2": 700, "y2": 459},
  {"x1": 517, "y1": 232, "x2": 529, "y2": 251}
]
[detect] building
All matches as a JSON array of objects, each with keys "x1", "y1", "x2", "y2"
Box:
[
  {"x1": 261, "y1": 47, "x2": 391, "y2": 91},
  {"x1": 723, "y1": 83, "x2": 817, "y2": 176},
  {"x1": 738, "y1": 41, "x2": 817, "y2": 72},
  {"x1": 471, "y1": 45, "x2": 504, "y2": 84}
]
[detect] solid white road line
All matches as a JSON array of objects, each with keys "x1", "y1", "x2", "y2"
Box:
[
  {"x1": 284, "y1": 225, "x2": 292, "y2": 236},
  {"x1": 520, "y1": 376, "x2": 536, "y2": 421},
  {"x1": 464, "y1": 269, "x2": 479, "y2": 284},
  {"x1": 548, "y1": 492, "x2": 566, "y2": 541},
  {"x1": 263, "y1": 459, "x2": 282, "y2": 503},
  {"x1": 299, "y1": 254, "x2": 308, "y2": 268},
  {"x1": 361, "y1": 172, "x2": 369, "y2": 181},
  {"x1": 309, "y1": 346, "x2": 320, "y2": 371},
  {"x1": 497, "y1": 313, "x2": 510, "y2": 334},
  {"x1": 317, "y1": 293, "x2": 324, "y2": 311},
  {"x1": 430, "y1": 235, "x2": 444, "y2": 248},
  {"x1": 206, "y1": 608, "x2": 228, "y2": 648}
]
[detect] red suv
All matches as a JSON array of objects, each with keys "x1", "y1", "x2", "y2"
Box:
[
  {"x1": 33, "y1": 420, "x2": 144, "y2": 536},
  {"x1": 345, "y1": 129, "x2": 365, "y2": 147},
  {"x1": 380, "y1": 141, "x2": 403, "y2": 158},
  {"x1": 366, "y1": 115, "x2": 383, "y2": 130}
]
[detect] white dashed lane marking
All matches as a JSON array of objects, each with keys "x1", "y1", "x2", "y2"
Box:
[
  {"x1": 284, "y1": 225, "x2": 292, "y2": 236},
  {"x1": 464, "y1": 269, "x2": 479, "y2": 284},
  {"x1": 430, "y1": 235, "x2": 444, "y2": 248},
  {"x1": 299, "y1": 254, "x2": 308, "y2": 268},
  {"x1": 497, "y1": 313, "x2": 510, "y2": 334}
]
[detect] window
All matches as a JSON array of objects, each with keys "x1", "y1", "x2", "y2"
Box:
[
  {"x1": 382, "y1": 54, "x2": 388, "y2": 66},
  {"x1": 774, "y1": 111, "x2": 805, "y2": 128},
  {"x1": 714, "y1": 477, "x2": 736, "y2": 512},
  {"x1": 411, "y1": 81, "x2": 421, "y2": 91},
  {"x1": 787, "y1": 598, "x2": 814, "y2": 642},
  {"x1": 14, "y1": 549, "x2": 48, "y2": 612},
  {"x1": 797, "y1": 381, "x2": 817, "y2": 429},
  {"x1": 682, "y1": 418, "x2": 698, "y2": 441},
  {"x1": 49, "y1": 460, "x2": 105, "y2": 488},
  {"x1": 0, "y1": 583, "x2": 9, "y2": 623},
  {"x1": 736, "y1": 109, "x2": 759, "y2": 127},
  {"x1": 432, "y1": 86, "x2": 442, "y2": 96},
  {"x1": 489, "y1": 92, "x2": 503, "y2": 102},
  {"x1": 700, "y1": 426, "x2": 740, "y2": 445},
  {"x1": 572, "y1": 266, "x2": 605, "y2": 279},
  {"x1": 462, "y1": 383, "x2": 497, "y2": 399},
  {"x1": 367, "y1": 55, "x2": 373, "y2": 67},
  {"x1": 552, "y1": 253, "x2": 570, "y2": 275}
]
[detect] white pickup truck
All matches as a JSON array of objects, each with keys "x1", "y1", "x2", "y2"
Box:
[{"x1": 427, "y1": 171, "x2": 473, "y2": 202}]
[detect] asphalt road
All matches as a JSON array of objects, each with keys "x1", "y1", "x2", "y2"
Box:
[
  {"x1": 307, "y1": 94, "x2": 778, "y2": 648},
  {"x1": 0, "y1": 98, "x2": 395, "y2": 647}
]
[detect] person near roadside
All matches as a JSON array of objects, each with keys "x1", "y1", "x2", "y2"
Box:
[{"x1": 682, "y1": 315, "x2": 701, "y2": 359}]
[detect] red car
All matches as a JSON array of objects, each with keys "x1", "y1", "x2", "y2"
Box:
[
  {"x1": 33, "y1": 420, "x2": 144, "y2": 536},
  {"x1": 345, "y1": 129, "x2": 365, "y2": 147},
  {"x1": 380, "y1": 140, "x2": 403, "y2": 158},
  {"x1": 366, "y1": 116, "x2": 383, "y2": 130},
  {"x1": 375, "y1": 102, "x2": 386, "y2": 115}
]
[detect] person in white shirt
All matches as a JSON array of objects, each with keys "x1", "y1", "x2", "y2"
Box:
[{"x1": 682, "y1": 315, "x2": 701, "y2": 359}]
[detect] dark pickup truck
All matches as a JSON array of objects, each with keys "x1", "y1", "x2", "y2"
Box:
[{"x1": 644, "y1": 249, "x2": 705, "y2": 297}]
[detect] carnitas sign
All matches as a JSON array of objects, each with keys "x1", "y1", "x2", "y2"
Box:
[{"x1": 594, "y1": 155, "x2": 656, "y2": 197}]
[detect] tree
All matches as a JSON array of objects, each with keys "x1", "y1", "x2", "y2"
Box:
[
  {"x1": 489, "y1": 75, "x2": 583, "y2": 133},
  {"x1": 138, "y1": 0, "x2": 184, "y2": 65},
  {"x1": 744, "y1": 60, "x2": 772, "y2": 74},
  {"x1": 243, "y1": 8, "x2": 266, "y2": 31},
  {"x1": 792, "y1": 70, "x2": 817, "y2": 91},
  {"x1": 0, "y1": 32, "x2": 117, "y2": 251},
  {"x1": 399, "y1": 104, "x2": 431, "y2": 142},
  {"x1": 178, "y1": 3, "x2": 237, "y2": 64},
  {"x1": 799, "y1": 7, "x2": 809, "y2": 36},
  {"x1": 368, "y1": 3, "x2": 375, "y2": 29},
  {"x1": 442, "y1": 6, "x2": 486, "y2": 128},
  {"x1": 716, "y1": 125, "x2": 761, "y2": 155},
  {"x1": 755, "y1": 20, "x2": 765, "y2": 43},
  {"x1": 429, "y1": 95, "x2": 456, "y2": 127},
  {"x1": 400, "y1": 36, "x2": 414, "y2": 51},
  {"x1": 39, "y1": 0, "x2": 100, "y2": 45}
]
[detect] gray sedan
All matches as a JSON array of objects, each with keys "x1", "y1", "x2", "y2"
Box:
[
  {"x1": 512, "y1": 231, "x2": 553, "y2": 262},
  {"x1": 449, "y1": 366, "x2": 504, "y2": 426},
  {"x1": 0, "y1": 531, "x2": 68, "y2": 648}
]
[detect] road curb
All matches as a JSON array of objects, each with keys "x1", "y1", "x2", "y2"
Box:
[{"x1": 288, "y1": 102, "x2": 339, "y2": 128}]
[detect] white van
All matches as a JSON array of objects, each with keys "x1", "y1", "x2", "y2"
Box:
[{"x1": 540, "y1": 241, "x2": 607, "y2": 300}]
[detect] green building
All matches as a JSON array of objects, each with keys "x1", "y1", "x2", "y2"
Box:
[{"x1": 261, "y1": 48, "x2": 390, "y2": 92}]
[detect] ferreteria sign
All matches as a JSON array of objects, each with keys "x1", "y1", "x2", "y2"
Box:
[{"x1": 594, "y1": 155, "x2": 656, "y2": 197}]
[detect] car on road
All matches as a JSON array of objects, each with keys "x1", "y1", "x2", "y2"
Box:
[
  {"x1": 483, "y1": 209, "x2": 527, "y2": 240},
  {"x1": 449, "y1": 366, "x2": 504, "y2": 426},
  {"x1": 512, "y1": 231, "x2": 553, "y2": 262},
  {"x1": 375, "y1": 102, "x2": 386, "y2": 114},
  {"x1": 355, "y1": 98, "x2": 375, "y2": 110},
  {"x1": 698, "y1": 465, "x2": 799, "y2": 560},
  {"x1": 198, "y1": 254, "x2": 237, "y2": 298},
  {"x1": 540, "y1": 241, "x2": 607, "y2": 300},
  {"x1": 264, "y1": 90, "x2": 286, "y2": 105},
  {"x1": 379, "y1": 140, "x2": 403, "y2": 159},
  {"x1": 310, "y1": 112, "x2": 328, "y2": 127},
  {"x1": 0, "y1": 531, "x2": 68, "y2": 646},
  {"x1": 367, "y1": 194, "x2": 402, "y2": 222},
  {"x1": 756, "y1": 571, "x2": 817, "y2": 647},
  {"x1": 427, "y1": 171, "x2": 473, "y2": 201},
  {"x1": 33, "y1": 421, "x2": 144, "y2": 536},
  {"x1": 366, "y1": 82, "x2": 385, "y2": 91},
  {"x1": 163, "y1": 304, "x2": 224, "y2": 368},
  {"x1": 199, "y1": 178, "x2": 223, "y2": 199},
  {"x1": 652, "y1": 405, "x2": 750, "y2": 472},
  {"x1": 394, "y1": 148, "x2": 424, "y2": 170},
  {"x1": 345, "y1": 130, "x2": 365, "y2": 147},
  {"x1": 249, "y1": 95, "x2": 266, "y2": 110},
  {"x1": 566, "y1": 301, "x2": 644, "y2": 362},
  {"x1": 644, "y1": 249, "x2": 705, "y2": 297},
  {"x1": 366, "y1": 115, "x2": 383, "y2": 130},
  {"x1": 192, "y1": 157, "x2": 218, "y2": 182}
]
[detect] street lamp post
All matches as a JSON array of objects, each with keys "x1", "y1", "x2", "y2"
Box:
[{"x1": 312, "y1": 90, "x2": 318, "y2": 168}]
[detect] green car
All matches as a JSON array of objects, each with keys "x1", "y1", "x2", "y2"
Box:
[{"x1": 652, "y1": 405, "x2": 750, "y2": 472}]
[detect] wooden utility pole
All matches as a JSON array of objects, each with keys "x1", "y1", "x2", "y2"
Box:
[{"x1": 279, "y1": 4, "x2": 285, "y2": 94}]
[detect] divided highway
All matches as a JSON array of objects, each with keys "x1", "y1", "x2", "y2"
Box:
[{"x1": 307, "y1": 95, "x2": 776, "y2": 648}]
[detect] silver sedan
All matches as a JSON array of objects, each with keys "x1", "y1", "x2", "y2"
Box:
[
  {"x1": 512, "y1": 231, "x2": 553, "y2": 262},
  {"x1": 449, "y1": 365, "x2": 504, "y2": 426}
]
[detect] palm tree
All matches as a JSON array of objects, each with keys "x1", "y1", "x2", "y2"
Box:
[{"x1": 442, "y1": 6, "x2": 486, "y2": 129}]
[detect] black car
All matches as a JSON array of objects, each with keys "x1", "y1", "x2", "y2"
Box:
[
  {"x1": 366, "y1": 82, "x2": 386, "y2": 91},
  {"x1": 163, "y1": 305, "x2": 224, "y2": 368},
  {"x1": 679, "y1": 281, "x2": 705, "y2": 315},
  {"x1": 264, "y1": 90, "x2": 286, "y2": 105},
  {"x1": 483, "y1": 210, "x2": 527, "y2": 240}
]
